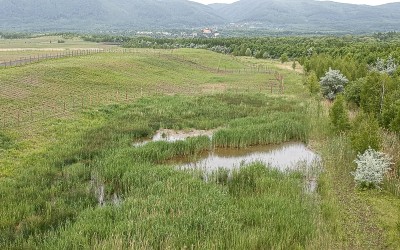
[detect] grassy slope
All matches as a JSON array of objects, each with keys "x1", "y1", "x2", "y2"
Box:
[
  {"x1": 0, "y1": 48, "x2": 398, "y2": 248},
  {"x1": 0, "y1": 49, "x2": 254, "y2": 176}
]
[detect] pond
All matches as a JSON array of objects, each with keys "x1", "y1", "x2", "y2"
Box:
[
  {"x1": 175, "y1": 142, "x2": 321, "y2": 193},
  {"x1": 133, "y1": 130, "x2": 322, "y2": 193},
  {"x1": 176, "y1": 142, "x2": 320, "y2": 172}
]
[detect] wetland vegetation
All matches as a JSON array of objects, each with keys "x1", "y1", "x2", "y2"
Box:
[{"x1": 0, "y1": 35, "x2": 399, "y2": 249}]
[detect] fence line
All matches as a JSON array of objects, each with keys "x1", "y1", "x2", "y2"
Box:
[
  {"x1": 0, "y1": 49, "x2": 283, "y2": 73},
  {"x1": 0, "y1": 48, "x2": 285, "y2": 128},
  {"x1": 0, "y1": 72, "x2": 285, "y2": 129},
  {"x1": 0, "y1": 49, "x2": 167, "y2": 68},
  {"x1": 0, "y1": 49, "x2": 108, "y2": 68}
]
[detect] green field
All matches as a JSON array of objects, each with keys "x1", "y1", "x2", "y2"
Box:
[
  {"x1": 0, "y1": 43, "x2": 399, "y2": 249},
  {"x1": 0, "y1": 36, "x2": 116, "y2": 63}
]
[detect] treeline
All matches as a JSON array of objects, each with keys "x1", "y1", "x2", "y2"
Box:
[
  {"x1": 122, "y1": 35, "x2": 400, "y2": 60},
  {"x1": 81, "y1": 34, "x2": 129, "y2": 44},
  {"x1": 0, "y1": 32, "x2": 79, "y2": 40},
  {"x1": 0, "y1": 32, "x2": 33, "y2": 39}
]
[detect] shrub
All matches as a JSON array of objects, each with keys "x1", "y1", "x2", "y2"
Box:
[
  {"x1": 352, "y1": 148, "x2": 392, "y2": 189},
  {"x1": 280, "y1": 53, "x2": 289, "y2": 64}
]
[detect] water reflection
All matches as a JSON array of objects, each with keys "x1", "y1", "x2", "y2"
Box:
[
  {"x1": 133, "y1": 129, "x2": 215, "y2": 147},
  {"x1": 177, "y1": 142, "x2": 321, "y2": 172}
]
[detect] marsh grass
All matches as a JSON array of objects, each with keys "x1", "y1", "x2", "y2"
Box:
[
  {"x1": 0, "y1": 89, "x2": 318, "y2": 249},
  {"x1": 5, "y1": 48, "x2": 399, "y2": 249}
]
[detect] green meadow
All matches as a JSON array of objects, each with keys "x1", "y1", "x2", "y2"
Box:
[{"x1": 0, "y1": 46, "x2": 399, "y2": 249}]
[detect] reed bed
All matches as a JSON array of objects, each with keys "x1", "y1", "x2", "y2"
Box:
[{"x1": 0, "y1": 91, "x2": 317, "y2": 249}]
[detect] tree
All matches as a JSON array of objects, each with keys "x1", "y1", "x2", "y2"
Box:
[
  {"x1": 388, "y1": 101, "x2": 400, "y2": 133},
  {"x1": 280, "y1": 53, "x2": 289, "y2": 64},
  {"x1": 305, "y1": 71, "x2": 320, "y2": 95},
  {"x1": 254, "y1": 50, "x2": 263, "y2": 59},
  {"x1": 245, "y1": 48, "x2": 252, "y2": 57},
  {"x1": 329, "y1": 95, "x2": 350, "y2": 132},
  {"x1": 344, "y1": 78, "x2": 365, "y2": 107},
  {"x1": 360, "y1": 72, "x2": 393, "y2": 118},
  {"x1": 292, "y1": 61, "x2": 297, "y2": 71},
  {"x1": 350, "y1": 112, "x2": 381, "y2": 154},
  {"x1": 320, "y1": 68, "x2": 349, "y2": 100},
  {"x1": 352, "y1": 148, "x2": 392, "y2": 189}
]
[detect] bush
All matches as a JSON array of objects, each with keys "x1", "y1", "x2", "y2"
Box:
[
  {"x1": 350, "y1": 112, "x2": 381, "y2": 153},
  {"x1": 280, "y1": 53, "x2": 289, "y2": 64},
  {"x1": 352, "y1": 148, "x2": 392, "y2": 189}
]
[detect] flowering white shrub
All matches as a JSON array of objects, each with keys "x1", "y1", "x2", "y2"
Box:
[
  {"x1": 352, "y1": 148, "x2": 392, "y2": 189},
  {"x1": 369, "y1": 56, "x2": 398, "y2": 75},
  {"x1": 320, "y1": 68, "x2": 349, "y2": 100}
]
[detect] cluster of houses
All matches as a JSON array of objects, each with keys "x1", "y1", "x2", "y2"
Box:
[{"x1": 136, "y1": 28, "x2": 220, "y2": 38}]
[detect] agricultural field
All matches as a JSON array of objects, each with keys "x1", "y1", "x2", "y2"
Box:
[
  {"x1": 0, "y1": 35, "x2": 117, "y2": 64},
  {"x1": 0, "y1": 41, "x2": 399, "y2": 249}
]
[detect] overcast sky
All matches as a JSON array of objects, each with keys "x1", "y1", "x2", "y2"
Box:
[{"x1": 191, "y1": 0, "x2": 400, "y2": 5}]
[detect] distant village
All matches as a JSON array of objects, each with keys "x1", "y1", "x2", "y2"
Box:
[{"x1": 136, "y1": 28, "x2": 220, "y2": 38}]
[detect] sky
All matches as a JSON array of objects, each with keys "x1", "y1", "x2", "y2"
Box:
[{"x1": 191, "y1": 0, "x2": 400, "y2": 5}]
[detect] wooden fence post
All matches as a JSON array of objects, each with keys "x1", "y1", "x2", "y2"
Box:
[{"x1": 17, "y1": 110, "x2": 20, "y2": 127}]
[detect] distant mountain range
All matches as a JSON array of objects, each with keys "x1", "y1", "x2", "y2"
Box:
[{"x1": 0, "y1": 0, "x2": 400, "y2": 33}]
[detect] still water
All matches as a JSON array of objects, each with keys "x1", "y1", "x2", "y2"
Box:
[{"x1": 177, "y1": 142, "x2": 321, "y2": 172}]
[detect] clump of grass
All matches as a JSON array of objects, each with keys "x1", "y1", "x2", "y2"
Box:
[
  {"x1": 0, "y1": 132, "x2": 13, "y2": 150},
  {"x1": 213, "y1": 116, "x2": 309, "y2": 148}
]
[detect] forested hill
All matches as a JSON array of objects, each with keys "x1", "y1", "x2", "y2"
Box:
[
  {"x1": 212, "y1": 0, "x2": 400, "y2": 32},
  {"x1": 1, "y1": 0, "x2": 400, "y2": 32},
  {"x1": 0, "y1": 0, "x2": 224, "y2": 31}
]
